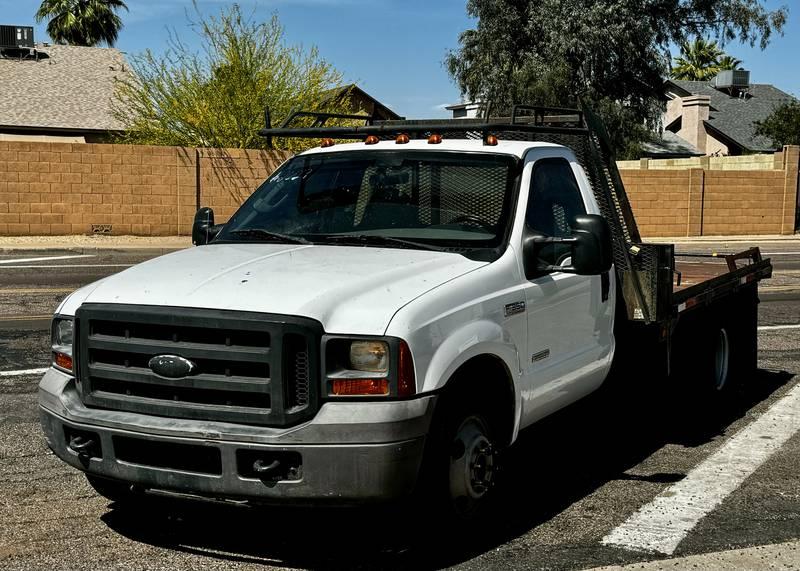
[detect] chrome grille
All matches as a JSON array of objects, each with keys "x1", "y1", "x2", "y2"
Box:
[{"x1": 76, "y1": 305, "x2": 321, "y2": 427}]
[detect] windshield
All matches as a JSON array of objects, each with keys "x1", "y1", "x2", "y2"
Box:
[{"x1": 216, "y1": 150, "x2": 519, "y2": 254}]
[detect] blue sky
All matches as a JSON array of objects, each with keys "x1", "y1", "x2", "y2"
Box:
[{"x1": 1, "y1": 0, "x2": 797, "y2": 119}]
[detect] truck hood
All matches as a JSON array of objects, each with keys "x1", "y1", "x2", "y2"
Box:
[{"x1": 69, "y1": 243, "x2": 487, "y2": 334}]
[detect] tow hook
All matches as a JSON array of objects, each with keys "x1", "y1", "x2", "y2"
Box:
[
  {"x1": 252, "y1": 459, "x2": 281, "y2": 478},
  {"x1": 68, "y1": 435, "x2": 96, "y2": 459}
]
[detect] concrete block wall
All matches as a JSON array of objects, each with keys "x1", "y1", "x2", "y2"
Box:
[
  {"x1": 619, "y1": 145, "x2": 799, "y2": 237},
  {"x1": 0, "y1": 141, "x2": 797, "y2": 237},
  {"x1": 617, "y1": 154, "x2": 777, "y2": 171},
  {"x1": 0, "y1": 141, "x2": 290, "y2": 236}
]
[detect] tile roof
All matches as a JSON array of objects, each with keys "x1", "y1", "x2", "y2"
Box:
[
  {"x1": 0, "y1": 44, "x2": 128, "y2": 132},
  {"x1": 667, "y1": 79, "x2": 797, "y2": 152}
]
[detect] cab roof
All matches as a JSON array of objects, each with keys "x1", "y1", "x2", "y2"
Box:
[{"x1": 298, "y1": 138, "x2": 566, "y2": 159}]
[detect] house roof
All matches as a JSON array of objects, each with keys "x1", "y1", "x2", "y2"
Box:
[
  {"x1": 641, "y1": 130, "x2": 703, "y2": 158},
  {"x1": 0, "y1": 44, "x2": 128, "y2": 133},
  {"x1": 665, "y1": 79, "x2": 796, "y2": 152},
  {"x1": 445, "y1": 102, "x2": 481, "y2": 111},
  {"x1": 321, "y1": 84, "x2": 401, "y2": 121}
]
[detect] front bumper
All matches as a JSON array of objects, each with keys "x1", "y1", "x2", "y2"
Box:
[{"x1": 39, "y1": 368, "x2": 435, "y2": 504}]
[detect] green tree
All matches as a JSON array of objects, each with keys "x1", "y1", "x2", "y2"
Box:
[
  {"x1": 112, "y1": 5, "x2": 351, "y2": 152},
  {"x1": 716, "y1": 54, "x2": 744, "y2": 71},
  {"x1": 35, "y1": 0, "x2": 128, "y2": 47},
  {"x1": 446, "y1": 0, "x2": 786, "y2": 158},
  {"x1": 671, "y1": 40, "x2": 743, "y2": 80},
  {"x1": 672, "y1": 39, "x2": 726, "y2": 81},
  {"x1": 754, "y1": 101, "x2": 800, "y2": 148}
]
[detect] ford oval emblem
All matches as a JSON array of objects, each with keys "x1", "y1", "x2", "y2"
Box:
[{"x1": 148, "y1": 354, "x2": 198, "y2": 378}]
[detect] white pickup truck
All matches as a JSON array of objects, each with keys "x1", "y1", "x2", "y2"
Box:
[{"x1": 39, "y1": 106, "x2": 772, "y2": 518}]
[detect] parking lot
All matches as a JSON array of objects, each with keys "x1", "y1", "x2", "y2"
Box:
[{"x1": 1, "y1": 240, "x2": 799, "y2": 570}]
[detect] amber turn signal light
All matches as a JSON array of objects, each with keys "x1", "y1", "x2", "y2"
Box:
[
  {"x1": 365, "y1": 135, "x2": 380, "y2": 145},
  {"x1": 54, "y1": 351, "x2": 73, "y2": 372},
  {"x1": 331, "y1": 378, "x2": 389, "y2": 396},
  {"x1": 484, "y1": 134, "x2": 499, "y2": 146},
  {"x1": 320, "y1": 138, "x2": 335, "y2": 148},
  {"x1": 427, "y1": 134, "x2": 442, "y2": 144}
]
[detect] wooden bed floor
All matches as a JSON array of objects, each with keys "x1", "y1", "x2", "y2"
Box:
[{"x1": 674, "y1": 258, "x2": 732, "y2": 291}]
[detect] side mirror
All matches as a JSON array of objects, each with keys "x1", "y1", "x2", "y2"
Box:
[
  {"x1": 192, "y1": 207, "x2": 222, "y2": 246},
  {"x1": 570, "y1": 214, "x2": 613, "y2": 275},
  {"x1": 523, "y1": 214, "x2": 612, "y2": 278}
]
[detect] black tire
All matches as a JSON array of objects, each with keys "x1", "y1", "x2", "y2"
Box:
[
  {"x1": 417, "y1": 388, "x2": 502, "y2": 524},
  {"x1": 725, "y1": 288, "x2": 759, "y2": 385},
  {"x1": 86, "y1": 474, "x2": 135, "y2": 504},
  {"x1": 683, "y1": 288, "x2": 758, "y2": 396}
]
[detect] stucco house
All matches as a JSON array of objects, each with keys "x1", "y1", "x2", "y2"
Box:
[{"x1": 663, "y1": 74, "x2": 796, "y2": 156}]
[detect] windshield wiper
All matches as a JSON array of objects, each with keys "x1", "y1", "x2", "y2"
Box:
[
  {"x1": 228, "y1": 228, "x2": 311, "y2": 245},
  {"x1": 314, "y1": 234, "x2": 445, "y2": 251}
]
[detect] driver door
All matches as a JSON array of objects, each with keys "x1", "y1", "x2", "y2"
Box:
[{"x1": 520, "y1": 157, "x2": 612, "y2": 425}]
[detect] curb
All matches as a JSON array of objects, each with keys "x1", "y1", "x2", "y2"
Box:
[
  {"x1": 0, "y1": 246, "x2": 187, "y2": 256},
  {"x1": 651, "y1": 235, "x2": 800, "y2": 243}
]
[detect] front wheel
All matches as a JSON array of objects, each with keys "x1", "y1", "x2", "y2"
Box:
[
  {"x1": 417, "y1": 393, "x2": 502, "y2": 523},
  {"x1": 448, "y1": 414, "x2": 498, "y2": 518}
]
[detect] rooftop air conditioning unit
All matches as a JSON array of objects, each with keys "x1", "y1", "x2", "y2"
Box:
[
  {"x1": 713, "y1": 70, "x2": 750, "y2": 90},
  {"x1": 0, "y1": 25, "x2": 34, "y2": 49}
]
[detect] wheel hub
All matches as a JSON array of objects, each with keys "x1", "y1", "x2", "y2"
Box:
[{"x1": 449, "y1": 417, "x2": 495, "y2": 506}]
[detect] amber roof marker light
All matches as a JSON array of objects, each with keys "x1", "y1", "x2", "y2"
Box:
[
  {"x1": 320, "y1": 138, "x2": 335, "y2": 148},
  {"x1": 365, "y1": 135, "x2": 380, "y2": 145},
  {"x1": 395, "y1": 133, "x2": 410, "y2": 144},
  {"x1": 427, "y1": 134, "x2": 442, "y2": 144},
  {"x1": 483, "y1": 134, "x2": 499, "y2": 146}
]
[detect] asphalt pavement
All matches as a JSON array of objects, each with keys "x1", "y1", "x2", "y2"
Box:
[{"x1": 0, "y1": 238, "x2": 799, "y2": 570}]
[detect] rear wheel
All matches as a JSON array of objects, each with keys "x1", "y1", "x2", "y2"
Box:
[
  {"x1": 712, "y1": 326, "x2": 731, "y2": 392},
  {"x1": 676, "y1": 288, "x2": 758, "y2": 395}
]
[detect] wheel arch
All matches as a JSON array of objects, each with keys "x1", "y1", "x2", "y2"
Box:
[
  {"x1": 438, "y1": 353, "x2": 519, "y2": 448},
  {"x1": 414, "y1": 318, "x2": 523, "y2": 446}
]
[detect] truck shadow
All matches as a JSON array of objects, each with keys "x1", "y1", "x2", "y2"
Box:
[{"x1": 101, "y1": 367, "x2": 794, "y2": 570}]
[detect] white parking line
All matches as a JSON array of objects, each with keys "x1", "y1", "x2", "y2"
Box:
[
  {"x1": 759, "y1": 324, "x2": 800, "y2": 331},
  {"x1": 602, "y1": 381, "x2": 800, "y2": 555},
  {"x1": 0, "y1": 255, "x2": 93, "y2": 265},
  {"x1": 0, "y1": 264, "x2": 132, "y2": 269},
  {"x1": 0, "y1": 367, "x2": 48, "y2": 378}
]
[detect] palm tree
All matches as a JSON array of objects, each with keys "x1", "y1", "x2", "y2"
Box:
[
  {"x1": 716, "y1": 55, "x2": 743, "y2": 71},
  {"x1": 671, "y1": 38, "x2": 725, "y2": 81},
  {"x1": 35, "y1": 0, "x2": 128, "y2": 47}
]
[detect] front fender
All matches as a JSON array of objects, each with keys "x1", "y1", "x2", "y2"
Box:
[{"x1": 420, "y1": 320, "x2": 523, "y2": 443}]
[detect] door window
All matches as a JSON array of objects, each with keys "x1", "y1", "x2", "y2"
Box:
[{"x1": 526, "y1": 158, "x2": 587, "y2": 267}]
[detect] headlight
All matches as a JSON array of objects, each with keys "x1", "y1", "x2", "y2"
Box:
[
  {"x1": 324, "y1": 337, "x2": 415, "y2": 398},
  {"x1": 349, "y1": 341, "x2": 389, "y2": 372},
  {"x1": 52, "y1": 317, "x2": 74, "y2": 372},
  {"x1": 55, "y1": 319, "x2": 74, "y2": 346}
]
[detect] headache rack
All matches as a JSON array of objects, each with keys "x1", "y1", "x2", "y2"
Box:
[{"x1": 259, "y1": 104, "x2": 693, "y2": 325}]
